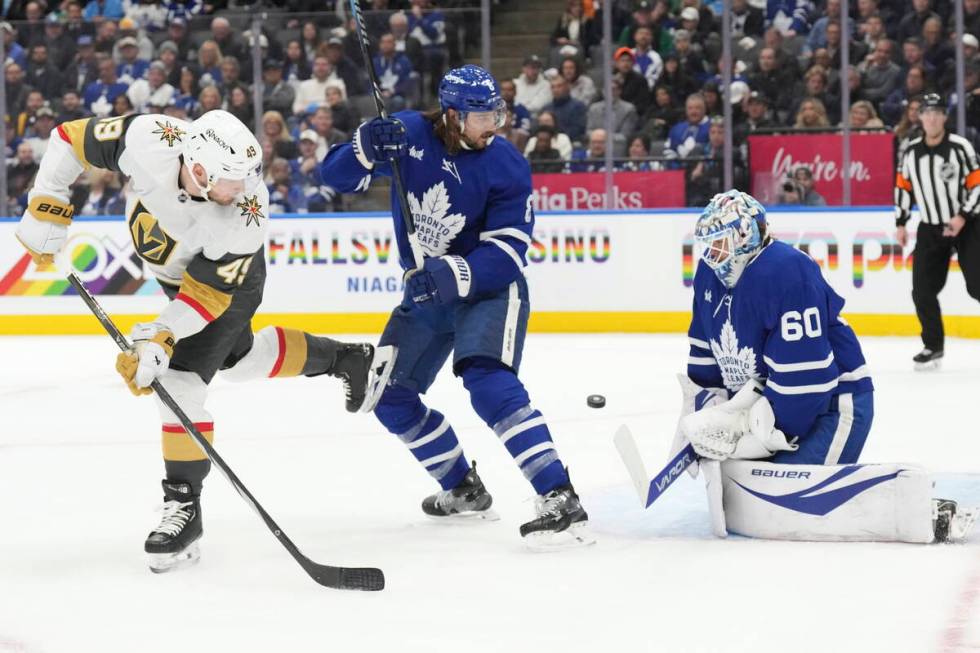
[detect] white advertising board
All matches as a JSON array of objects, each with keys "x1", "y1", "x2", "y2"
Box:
[{"x1": 0, "y1": 209, "x2": 976, "y2": 336}]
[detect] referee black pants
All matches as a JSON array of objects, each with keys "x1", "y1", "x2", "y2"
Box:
[{"x1": 912, "y1": 220, "x2": 980, "y2": 350}]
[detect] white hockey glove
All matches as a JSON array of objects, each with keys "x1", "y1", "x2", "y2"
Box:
[
  {"x1": 14, "y1": 196, "x2": 75, "y2": 265},
  {"x1": 115, "y1": 322, "x2": 175, "y2": 396},
  {"x1": 669, "y1": 375, "x2": 728, "y2": 478},
  {"x1": 680, "y1": 379, "x2": 797, "y2": 461}
]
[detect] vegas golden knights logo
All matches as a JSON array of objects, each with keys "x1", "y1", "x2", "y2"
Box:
[{"x1": 129, "y1": 201, "x2": 177, "y2": 264}]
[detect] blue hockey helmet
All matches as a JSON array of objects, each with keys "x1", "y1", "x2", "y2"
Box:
[
  {"x1": 694, "y1": 190, "x2": 767, "y2": 288},
  {"x1": 438, "y1": 64, "x2": 507, "y2": 131}
]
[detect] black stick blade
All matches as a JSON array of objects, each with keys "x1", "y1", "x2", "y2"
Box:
[{"x1": 308, "y1": 563, "x2": 386, "y2": 591}]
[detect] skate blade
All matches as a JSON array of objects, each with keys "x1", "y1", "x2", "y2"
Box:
[
  {"x1": 360, "y1": 345, "x2": 397, "y2": 413},
  {"x1": 424, "y1": 508, "x2": 501, "y2": 524},
  {"x1": 914, "y1": 359, "x2": 943, "y2": 371},
  {"x1": 147, "y1": 541, "x2": 201, "y2": 574},
  {"x1": 523, "y1": 522, "x2": 596, "y2": 552},
  {"x1": 951, "y1": 506, "x2": 980, "y2": 542}
]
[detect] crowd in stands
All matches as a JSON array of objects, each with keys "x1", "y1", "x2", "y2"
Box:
[
  {"x1": 494, "y1": 0, "x2": 980, "y2": 206},
  {"x1": 3, "y1": 0, "x2": 475, "y2": 214},
  {"x1": 3, "y1": 0, "x2": 980, "y2": 212}
]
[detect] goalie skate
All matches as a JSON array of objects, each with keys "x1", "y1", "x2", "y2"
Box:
[{"x1": 935, "y1": 499, "x2": 980, "y2": 543}]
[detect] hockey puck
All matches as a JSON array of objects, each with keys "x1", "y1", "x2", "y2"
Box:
[{"x1": 587, "y1": 394, "x2": 606, "y2": 409}]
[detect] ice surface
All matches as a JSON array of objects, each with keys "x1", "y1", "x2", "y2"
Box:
[{"x1": 1, "y1": 333, "x2": 979, "y2": 652}]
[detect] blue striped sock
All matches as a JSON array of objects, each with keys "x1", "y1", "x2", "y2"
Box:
[
  {"x1": 396, "y1": 408, "x2": 469, "y2": 490},
  {"x1": 493, "y1": 405, "x2": 569, "y2": 494}
]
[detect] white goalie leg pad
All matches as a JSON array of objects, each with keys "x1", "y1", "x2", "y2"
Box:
[
  {"x1": 702, "y1": 460, "x2": 729, "y2": 537},
  {"x1": 154, "y1": 369, "x2": 212, "y2": 424},
  {"x1": 221, "y1": 326, "x2": 279, "y2": 382},
  {"x1": 717, "y1": 459, "x2": 934, "y2": 543}
]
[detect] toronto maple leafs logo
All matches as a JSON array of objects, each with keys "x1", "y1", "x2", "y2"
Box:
[
  {"x1": 151, "y1": 120, "x2": 185, "y2": 147},
  {"x1": 407, "y1": 182, "x2": 466, "y2": 257},
  {"x1": 236, "y1": 195, "x2": 265, "y2": 228},
  {"x1": 409, "y1": 146, "x2": 424, "y2": 161},
  {"x1": 710, "y1": 319, "x2": 759, "y2": 392}
]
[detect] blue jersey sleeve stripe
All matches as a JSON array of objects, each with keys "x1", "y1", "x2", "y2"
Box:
[
  {"x1": 688, "y1": 356, "x2": 717, "y2": 366},
  {"x1": 763, "y1": 352, "x2": 835, "y2": 372},
  {"x1": 480, "y1": 227, "x2": 531, "y2": 244},
  {"x1": 839, "y1": 365, "x2": 871, "y2": 382},
  {"x1": 689, "y1": 337, "x2": 710, "y2": 349},
  {"x1": 482, "y1": 236, "x2": 526, "y2": 269},
  {"x1": 767, "y1": 378, "x2": 839, "y2": 395}
]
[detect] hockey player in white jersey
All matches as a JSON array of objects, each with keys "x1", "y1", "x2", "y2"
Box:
[
  {"x1": 15, "y1": 110, "x2": 393, "y2": 572},
  {"x1": 672, "y1": 190, "x2": 976, "y2": 544}
]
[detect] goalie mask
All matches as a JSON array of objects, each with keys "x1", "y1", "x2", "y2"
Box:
[
  {"x1": 182, "y1": 109, "x2": 263, "y2": 203},
  {"x1": 694, "y1": 190, "x2": 767, "y2": 289}
]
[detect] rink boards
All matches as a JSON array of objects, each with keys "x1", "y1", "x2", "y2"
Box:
[{"x1": 0, "y1": 208, "x2": 978, "y2": 337}]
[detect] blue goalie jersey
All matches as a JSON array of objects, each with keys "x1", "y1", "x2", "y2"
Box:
[
  {"x1": 687, "y1": 240, "x2": 874, "y2": 438},
  {"x1": 319, "y1": 111, "x2": 534, "y2": 295}
]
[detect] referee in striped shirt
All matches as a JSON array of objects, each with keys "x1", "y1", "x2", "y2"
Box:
[{"x1": 895, "y1": 93, "x2": 980, "y2": 370}]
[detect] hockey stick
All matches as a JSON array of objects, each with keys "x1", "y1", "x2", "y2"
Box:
[
  {"x1": 613, "y1": 425, "x2": 698, "y2": 508},
  {"x1": 348, "y1": 0, "x2": 425, "y2": 270},
  {"x1": 67, "y1": 273, "x2": 385, "y2": 591}
]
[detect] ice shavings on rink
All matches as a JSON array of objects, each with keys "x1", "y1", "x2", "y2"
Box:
[{"x1": 1, "y1": 333, "x2": 980, "y2": 652}]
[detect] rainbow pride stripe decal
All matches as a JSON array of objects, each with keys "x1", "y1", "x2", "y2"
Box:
[{"x1": 0, "y1": 236, "x2": 160, "y2": 296}]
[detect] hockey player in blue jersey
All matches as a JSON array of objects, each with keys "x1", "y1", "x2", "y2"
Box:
[
  {"x1": 680, "y1": 189, "x2": 874, "y2": 465},
  {"x1": 668, "y1": 190, "x2": 974, "y2": 544},
  {"x1": 319, "y1": 65, "x2": 592, "y2": 549}
]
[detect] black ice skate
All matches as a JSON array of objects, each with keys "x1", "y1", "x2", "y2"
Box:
[
  {"x1": 329, "y1": 344, "x2": 396, "y2": 413},
  {"x1": 913, "y1": 348, "x2": 943, "y2": 371},
  {"x1": 934, "y1": 498, "x2": 980, "y2": 543},
  {"x1": 422, "y1": 462, "x2": 500, "y2": 522},
  {"x1": 145, "y1": 480, "x2": 202, "y2": 574},
  {"x1": 520, "y1": 480, "x2": 595, "y2": 551}
]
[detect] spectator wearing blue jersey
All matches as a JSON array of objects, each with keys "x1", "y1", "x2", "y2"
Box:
[
  {"x1": 766, "y1": 0, "x2": 809, "y2": 36},
  {"x1": 665, "y1": 93, "x2": 710, "y2": 166},
  {"x1": 375, "y1": 33, "x2": 416, "y2": 112},
  {"x1": 83, "y1": 0, "x2": 124, "y2": 20},
  {"x1": 83, "y1": 57, "x2": 129, "y2": 115},
  {"x1": 407, "y1": 0, "x2": 447, "y2": 96},
  {"x1": 196, "y1": 40, "x2": 224, "y2": 91},
  {"x1": 543, "y1": 74, "x2": 587, "y2": 143},
  {"x1": 499, "y1": 78, "x2": 532, "y2": 138},
  {"x1": 116, "y1": 37, "x2": 149, "y2": 85},
  {"x1": 1, "y1": 23, "x2": 26, "y2": 69},
  {"x1": 631, "y1": 25, "x2": 664, "y2": 89},
  {"x1": 293, "y1": 130, "x2": 338, "y2": 212},
  {"x1": 162, "y1": 0, "x2": 202, "y2": 22},
  {"x1": 570, "y1": 128, "x2": 612, "y2": 172},
  {"x1": 267, "y1": 157, "x2": 307, "y2": 214}
]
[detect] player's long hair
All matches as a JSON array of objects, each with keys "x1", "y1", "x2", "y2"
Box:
[{"x1": 425, "y1": 108, "x2": 464, "y2": 155}]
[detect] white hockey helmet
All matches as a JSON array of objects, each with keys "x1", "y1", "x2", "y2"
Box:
[{"x1": 182, "y1": 109, "x2": 263, "y2": 200}]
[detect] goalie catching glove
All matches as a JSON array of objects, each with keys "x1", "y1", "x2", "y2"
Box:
[
  {"x1": 115, "y1": 322, "x2": 175, "y2": 396},
  {"x1": 679, "y1": 379, "x2": 798, "y2": 461},
  {"x1": 14, "y1": 195, "x2": 75, "y2": 265}
]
